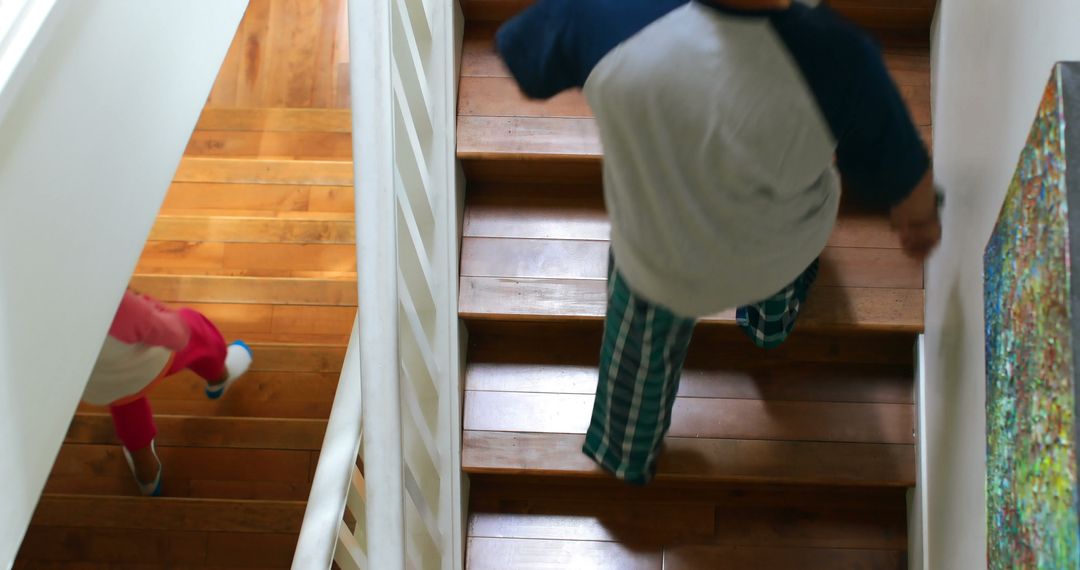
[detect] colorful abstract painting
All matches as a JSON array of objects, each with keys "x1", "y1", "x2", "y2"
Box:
[{"x1": 985, "y1": 62, "x2": 1080, "y2": 569}]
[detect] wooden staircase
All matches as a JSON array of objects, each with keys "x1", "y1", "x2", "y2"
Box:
[
  {"x1": 15, "y1": 108, "x2": 354, "y2": 569},
  {"x1": 457, "y1": 1, "x2": 932, "y2": 568}
]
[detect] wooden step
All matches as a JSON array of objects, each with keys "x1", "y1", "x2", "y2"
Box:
[
  {"x1": 129, "y1": 274, "x2": 356, "y2": 307},
  {"x1": 458, "y1": 26, "x2": 932, "y2": 184},
  {"x1": 160, "y1": 182, "x2": 353, "y2": 214},
  {"x1": 48, "y1": 414, "x2": 326, "y2": 500},
  {"x1": 459, "y1": 197, "x2": 924, "y2": 332},
  {"x1": 459, "y1": 0, "x2": 935, "y2": 46},
  {"x1": 461, "y1": 318, "x2": 914, "y2": 487},
  {"x1": 137, "y1": 240, "x2": 356, "y2": 277},
  {"x1": 196, "y1": 108, "x2": 351, "y2": 133},
  {"x1": 16, "y1": 495, "x2": 304, "y2": 568},
  {"x1": 467, "y1": 477, "x2": 907, "y2": 569},
  {"x1": 186, "y1": 130, "x2": 352, "y2": 160},
  {"x1": 148, "y1": 215, "x2": 354, "y2": 244},
  {"x1": 175, "y1": 157, "x2": 352, "y2": 186}
]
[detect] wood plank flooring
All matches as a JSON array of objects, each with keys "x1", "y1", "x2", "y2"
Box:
[
  {"x1": 457, "y1": 3, "x2": 931, "y2": 567},
  {"x1": 16, "y1": 1, "x2": 352, "y2": 567}
]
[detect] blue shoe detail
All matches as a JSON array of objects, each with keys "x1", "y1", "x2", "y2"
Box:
[
  {"x1": 231, "y1": 339, "x2": 253, "y2": 357},
  {"x1": 205, "y1": 385, "x2": 225, "y2": 400}
]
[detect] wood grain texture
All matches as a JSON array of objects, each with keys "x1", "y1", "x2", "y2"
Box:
[
  {"x1": 463, "y1": 431, "x2": 915, "y2": 486},
  {"x1": 205, "y1": 0, "x2": 350, "y2": 109},
  {"x1": 196, "y1": 108, "x2": 351, "y2": 132},
  {"x1": 66, "y1": 414, "x2": 326, "y2": 451},
  {"x1": 464, "y1": 183, "x2": 907, "y2": 249},
  {"x1": 466, "y1": 361, "x2": 914, "y2": 404},
  {"x1": 160, "y1": 183, "x2": 352, "y2": 214},
  {"x1": 464, "y1": 391, "x2": 913, "y2": 444},
  {"x1": 467, "y1": 537, "x2": 662, "y2": 570},
  {"x1": 30, "y1": 495, "x2": 307, "y2": 533},
  {"x1": 460, "y1": 276, "x2": 925, "y2": 332},
  {"x1": 174, "y1": 158, "x2": 352, "y2": 186},
  {"x1": 186, "y1": 130, "x2": 352, "y2": 160},
  {"x1": 664, "y1": 544, "x2": 904, "y2": 569},
  {"x1": 461, "y1": 236, "x2": 923, "y2": 289},
  {"x1": 129, "y1": 274, "x2": 356, "y2": 306},
  {"x1": 148, "y1": 216, "x2": 354, "y2": 244}
]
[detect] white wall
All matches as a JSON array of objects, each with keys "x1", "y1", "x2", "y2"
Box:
[
  {"x1": 926, "y1": 0, "x2": 1080, "y2": 567},
  {"x1": 0, "y1": 1, "x2": 246, "y2": 565}
]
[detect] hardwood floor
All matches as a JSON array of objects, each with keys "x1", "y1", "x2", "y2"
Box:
[
  {"x1": 457, "y1": 2, "x2": 931, "y2": 568},
  {"x1": 16, "y1": 1, "x2": 352, "y2": 567}
]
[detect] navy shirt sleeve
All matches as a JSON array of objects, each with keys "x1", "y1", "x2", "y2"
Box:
[
  {"x1": 495, "y1": 0, "x2": 580, "y2": 99},
  {"x1": 835, "y1": 38, "x2": 930, "y2": 207},
  {"x1": 496, "y1": 0, "x2": 687, "y2": 100},
  {"x1": 770, "y1": 4, "x2": 929, "y2": 208}
]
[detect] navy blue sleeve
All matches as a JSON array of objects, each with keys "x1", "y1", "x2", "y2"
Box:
[
  {"x1": 495, "y1": 0, "x2": 581, "y2": 99},
  {"x1": 771, "y1": 5, "x2": 929, "y2": 208},
  {"x1": 836, "y1": 38, "x2": 930, "y2": 207},
  {"x1": 496, "y1": 0, "x2": 687, "y2": 100}
]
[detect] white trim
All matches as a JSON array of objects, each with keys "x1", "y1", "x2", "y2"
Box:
[
  {"x1": 0, "y1": 0, "x2": 62, "y2": 124},
  {"x1": 911, "y1": 334, "x2": 931, "y2": 570},
  {"x1": 292, "y1": 321, "x2": 364, "y2": 569}
]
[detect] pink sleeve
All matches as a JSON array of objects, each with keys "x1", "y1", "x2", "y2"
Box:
[{"x1": 109, "y1": 290, "x2": 191, "y2": 351}]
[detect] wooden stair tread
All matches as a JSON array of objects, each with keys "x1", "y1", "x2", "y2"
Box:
[
  {"x1": 464, "y1": 182, "x2": 906, "y2": 249},
  {"x1": 466, "y1": 390, "x2": 913, "y2": 444},
  {"x1": 460, "y1": 275, "x2": 924, "y2": 332},
  {"x1": 161, "y1": 182, "x2": 352, "y2": 214},
  {"x1": 137, "y1": 240, "x2": 356, "y2": 275},
  {"x1": 459, "y1": 0, "x2": 935, "y2": 46},
  {"x1": 175, "y1": 157, "x2": 352, "y2": 186},
  {"x1": 195, "y1": 107, "x2": 351, "y2": 133},
  {"x1": 148, "y1": 214, "x2": 355, "y2": 244},
  {"x1": 130, "y1": 274, "x2": 356, "y2": 306},
  {"x1": 67, "y1": 413, "x2": 327, "y2": 450},
  {"x1": 467, "y1": 361, "x2": 913, "y2": 404},
  {"x1": 46, "y1": 444, "x2": 315, "y2": 500},
  {"x1": 186, "y1": 130, "x2": 352, "y2": 160},
  {"x1": 458, "y1": 27, "x2": 931, "y2": 183},
  {"x1": 463, "y1": 431, "x2": 914, "y2": 486},
  {"x1": 17, "y1": 527, "x2": 299, "y2": 569},
  {"x1": 31, "y1": 495, "x2": 306, "y2": 533},
  {"x1": 462, "y1": 236, "x2": 922, "y2": 288},
  {"x1": 467, "y1": 478, "x2": 907, "y2": 569}
]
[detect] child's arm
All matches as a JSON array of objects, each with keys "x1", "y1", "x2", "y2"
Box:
[{"x1": 109, "y1": 290, "x2": 191, "y2": 351}]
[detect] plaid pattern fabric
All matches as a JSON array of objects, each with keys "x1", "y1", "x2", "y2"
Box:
[
  {"x1": 583, "y1": 253, "x2": 821, "y2": 485},
  {"x1": 583, "y1": 253, "x2": 697, "y2": 485},
  {"x1": 735, "y1": 258, "x2": 820, "y2": 349}
]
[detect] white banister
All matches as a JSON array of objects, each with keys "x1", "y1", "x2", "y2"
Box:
[
  {"x1": 293, "y1": 321, "x2": 364, "y2": 568},
  {"x1": 293, "y1": 0, "x2": 464, "y2": 567}
]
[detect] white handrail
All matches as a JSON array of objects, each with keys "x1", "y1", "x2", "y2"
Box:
[
  {"x1": 351, "y1": 0, "x2": 408, "y2": 565},
  {"x1": 292, "y1": 0, "x2": 464, "y2": 567},
  {"x1": 292, "y1": 320, "x2": 363, "y2": 568}
]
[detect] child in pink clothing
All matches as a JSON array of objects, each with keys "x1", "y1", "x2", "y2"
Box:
[{"x1": 83, "y1": 289, "x2": 253, "y2": 496}]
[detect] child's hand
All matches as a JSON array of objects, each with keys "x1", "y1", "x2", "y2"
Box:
[{"x1": 889, "y1": 172, "x2": 941, "y2": 260}]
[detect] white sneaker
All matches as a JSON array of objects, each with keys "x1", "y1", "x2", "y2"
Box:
[
  {"x1": 205, "y1": 340, "x2": 254, "y2": 400},
  {"x1": 122, "y1": 441, "x2": 162, "y2": 497}
]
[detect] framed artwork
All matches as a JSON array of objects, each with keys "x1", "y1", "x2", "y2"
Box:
[{"x1": 985, "y1": 62, "x2": 1080, "y2": 568}]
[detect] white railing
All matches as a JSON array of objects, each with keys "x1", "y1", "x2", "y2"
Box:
[{"x1": 293, "y1": 0, "x2": 465, "y2": 566}]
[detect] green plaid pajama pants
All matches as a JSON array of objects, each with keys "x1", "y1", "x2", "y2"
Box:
[{"x1": 582, "y1": 253, "x2": 820, "y2": 485}]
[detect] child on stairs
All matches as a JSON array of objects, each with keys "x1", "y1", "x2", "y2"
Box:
[
  {"x1": 82, "y1": 289, "x2": 253, "y2": 496},
  {"x1": 496, "y1": 0, "x2": 942, "y2": 484}
]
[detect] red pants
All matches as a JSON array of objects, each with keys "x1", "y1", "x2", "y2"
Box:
[{"x1": 108, "y1": 309, "x2": 227, "y2": 451}]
